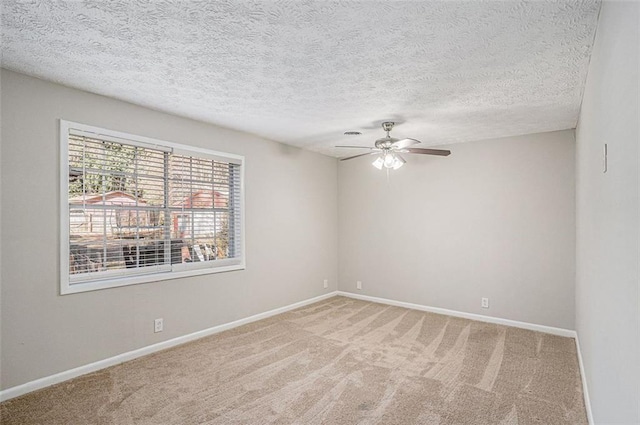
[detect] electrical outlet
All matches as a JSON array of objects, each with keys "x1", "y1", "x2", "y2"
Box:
[
  {"x1": 154, "y1": 318, "x2": 164, "y2": 333},
  {"x1": 356, "y1": 281, "x2": 362, "y2": 290},
  {"x1": 481, "y1": 298, "x2": 489, "y2": 309},
  {"x1": 323, "y1": 279, "x2": 328, "y2": 289}
]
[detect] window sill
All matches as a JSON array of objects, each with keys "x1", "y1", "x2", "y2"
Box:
[{"x1": 60, "y1": 262, "x2": 245, "y2": 295}]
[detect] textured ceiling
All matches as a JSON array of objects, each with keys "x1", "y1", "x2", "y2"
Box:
[{"x1": 2, "y1": 1, "x2": 600, "y2": 157}]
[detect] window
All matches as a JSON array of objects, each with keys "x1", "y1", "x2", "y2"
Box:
[{"x1": 60, "y1": 120, "x2": 244, "y2": 294}]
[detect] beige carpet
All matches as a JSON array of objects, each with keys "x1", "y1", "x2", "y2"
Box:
[{"x1": 1, "y1": 296, "x2": 587, "y2": 424}]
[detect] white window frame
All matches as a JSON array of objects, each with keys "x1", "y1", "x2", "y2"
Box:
[{"x1": 60, "y1": 120, "x2": 245, "y2": 295}]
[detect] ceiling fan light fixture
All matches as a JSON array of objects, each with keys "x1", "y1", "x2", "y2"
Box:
[
  {"x1": 372, "y1": 152, "x2": 405, "y2": 170},
  {"x1": 392, "y1": 154, "x2": 406, "y2": 170},
  {"x1": 383, "y1": 153, "x2": 396, "y2": 168}
]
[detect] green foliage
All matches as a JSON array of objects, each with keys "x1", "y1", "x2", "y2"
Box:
[
  {"x1": 214, "y1": 214, "x2": 230, "y2": 258},
  {"x1": 69, "y1": 141, "x2": 137, "y2": 196}
]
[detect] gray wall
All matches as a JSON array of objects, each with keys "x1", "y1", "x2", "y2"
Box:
[
  {"x1": 338, "y1": 130, "x2": 576, "y2": 329},
  {"x1": 575, "y1": 1, "x2": 639, "y2": 423},
  {"x1": 0, "y1": 70, "x2": 338, "y2": 390}
]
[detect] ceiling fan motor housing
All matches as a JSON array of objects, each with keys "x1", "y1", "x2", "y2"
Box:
[
  {"x1": 375, "y1": 137, "x2": 398, "y2": 149},
  {"x1": 377, "y1": 122, "x2": 397, "y2": 149}
]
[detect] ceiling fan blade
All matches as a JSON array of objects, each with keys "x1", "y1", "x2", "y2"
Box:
[
  {"x1": 335, "y1": 145, "x2": 374, "y2": 149},
  {"x1": 339, "y1": 152, "x2": 376, "y2": 161},
  {"x1": 405, "y1": 147, "x2": 451, "y2": 156},
  {"x1": 392, "y1": 138, "x2": 421, "y2": 149}
]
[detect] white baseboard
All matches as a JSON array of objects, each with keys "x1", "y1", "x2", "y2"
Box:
[
  {"x1": 0, "y1": 291, "x2": 338, "y2": 402},
  {"x1": 574, "y1": 335, "x2": 594, "y2": 424},
  {"x1": 336, "y1": 291, "x2": 577, "y2": 338},
  {"x1": 2, "y1": 290, "x2": 588, "y2": 414}
]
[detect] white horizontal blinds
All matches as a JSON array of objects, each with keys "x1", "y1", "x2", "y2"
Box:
[
  {"x1": 67, "y1": 127, "x2": 243, "y2": 286},
  {"x1": 168, "y1": 154, "x2": 240, "y2": 265},
  {"x1": 228, "y1": 163, "x2": 243, "y2": 261},
  {"x1": 68, "y1": 135, "x2": 171, "y2": 283}
]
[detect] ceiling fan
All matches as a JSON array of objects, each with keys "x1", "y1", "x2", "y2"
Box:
[{"x1": 337, "y1": 122, "x2": 451, "y2": 170}]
